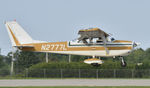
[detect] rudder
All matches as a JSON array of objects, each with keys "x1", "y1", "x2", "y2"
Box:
[{"x1": 5, "y1": 21, "x2": 33, "y2": 46}]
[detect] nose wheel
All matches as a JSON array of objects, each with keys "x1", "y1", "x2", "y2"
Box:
[{"x1": 120, "y1": 57, "x2": 127, "y2": 67}]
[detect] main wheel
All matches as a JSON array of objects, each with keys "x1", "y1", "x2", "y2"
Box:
[
  {"x1": 121, "y1": 60, "x2": 127, "y2": 67},
  {"x1": 120, "y1": 56, "x2": 127, "y2": 67}
]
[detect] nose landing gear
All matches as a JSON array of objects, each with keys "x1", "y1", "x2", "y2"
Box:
[{"x1": 120, "y1": 56, "x2": 127, "y2": 67}]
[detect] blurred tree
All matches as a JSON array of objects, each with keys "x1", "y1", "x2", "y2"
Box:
[
  {"x1": 144, "y1": 48, "x2": 150, "y2": 60},
  {"x1": 14, "y1": 51, "x2": 41, "y2": 70},
  {"x1": 0, "y1": 55, "x2": 5, "y2": 67},
  {"x1": 2, "y1": 47, "x2": 150, "y2": 70},
  {"x1": 125, "y1": 48, "x2": 145, "y2": 64}
]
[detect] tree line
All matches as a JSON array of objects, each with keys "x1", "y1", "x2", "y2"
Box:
[{"x1": 0, "y1": 48, "x2": 150, "y2": 71}]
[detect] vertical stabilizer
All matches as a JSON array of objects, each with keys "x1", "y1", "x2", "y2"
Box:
[{"x1": 5, "y1": 21, "x2": 33, "y2": 46}]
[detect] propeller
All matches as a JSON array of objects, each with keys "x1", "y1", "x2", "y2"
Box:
[{"x1": 133, "y1": 41, "x2": 141, "y2": 49}]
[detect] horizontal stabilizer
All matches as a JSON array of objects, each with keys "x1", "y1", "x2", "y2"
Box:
[{"x1": 14, "y1": 45, "x2": 34, "y2": 48}]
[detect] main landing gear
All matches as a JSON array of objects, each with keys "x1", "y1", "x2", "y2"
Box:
[{"x1": 119, "y1": 56, "x2": 127, "y2": 67}]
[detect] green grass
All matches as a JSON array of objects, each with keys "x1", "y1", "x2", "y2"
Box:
[{"x1": 0, "y1": 87, "x2": 150, "y2": 88}]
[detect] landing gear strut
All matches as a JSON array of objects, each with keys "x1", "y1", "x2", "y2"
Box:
[{"x1": 120, "y1": 57, "x2": 127, "y2": 67}]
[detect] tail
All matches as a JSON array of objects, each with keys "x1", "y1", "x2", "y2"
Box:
[{"x1": 5, "y1": 21, "x2": 34, "y2": 47}]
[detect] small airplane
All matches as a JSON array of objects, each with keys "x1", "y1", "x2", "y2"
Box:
[{"x1": 5, "y1": 21, "x2": 140, "y2": 67}]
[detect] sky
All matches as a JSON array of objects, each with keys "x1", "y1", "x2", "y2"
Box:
[{"x1": 0, "y1": 0, "x2": 150, "y2": 55}]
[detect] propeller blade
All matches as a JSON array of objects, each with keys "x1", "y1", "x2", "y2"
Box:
[{"x1": 133, "y1": 41, "x2": 141, "y2": 48}]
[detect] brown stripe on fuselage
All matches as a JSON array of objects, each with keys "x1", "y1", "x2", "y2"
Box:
[
  {"x1": 20, "y1": 41, "x2": 132, "y2": 52},
  {"x1": 113, "y1": 40, "x2": 132, "y2": 43}
]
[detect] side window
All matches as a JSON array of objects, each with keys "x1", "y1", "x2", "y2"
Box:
[{"x1": 96, "y1": 40, "x2": 103, "y2": 43}]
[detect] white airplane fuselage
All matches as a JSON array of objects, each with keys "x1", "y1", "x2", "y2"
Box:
[
  {"x1": 5, "y1": 21, "x2": 136, "y2": 58},
  {"x1": 18, "y1": 40, "x2": 134, "y2": 57}
]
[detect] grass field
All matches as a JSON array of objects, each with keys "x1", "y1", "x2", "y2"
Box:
[{"x1": 0, "y1": 87, "x2": 150, "y2": 88}]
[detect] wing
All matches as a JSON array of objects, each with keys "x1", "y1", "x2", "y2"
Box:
[{"x1": 78, "y1": 28, "x2": 109, "y2": 43}]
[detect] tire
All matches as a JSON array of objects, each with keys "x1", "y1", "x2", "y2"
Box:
[{"x1": 121, "y1": 61, "x2": 127, "y2": 67}]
